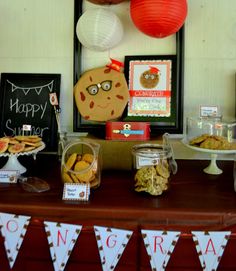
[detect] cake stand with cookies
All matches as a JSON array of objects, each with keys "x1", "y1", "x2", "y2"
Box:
[
  {"x1": 182, "y1": 117, "x2": 236, "y2": 175},
  {"x1": 0, "y1": 135, "x2": 45, "y2": 174}
]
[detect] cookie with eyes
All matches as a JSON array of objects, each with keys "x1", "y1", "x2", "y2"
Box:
[
  {"x1": 74, "y1": 66, "x2": 129, "y2": 122},
  {"x1": 140, "y1": 66, "x2": 160, "y2": 89}
]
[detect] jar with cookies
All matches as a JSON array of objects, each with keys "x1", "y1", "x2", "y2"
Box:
[
  {"x1": 132, "y1": 143, "x2": 173, "y2": 196},
  {"x1": 61, "y1": 139, "x2": 101, "y2": 189}
]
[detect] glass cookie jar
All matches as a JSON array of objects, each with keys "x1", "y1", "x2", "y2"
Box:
[
  {"x1": 61, "y1": 139, "x2": 101, "y2": 189},
  {"x1": 132, "y1": 143, "x2": 173, "y2": 196}
]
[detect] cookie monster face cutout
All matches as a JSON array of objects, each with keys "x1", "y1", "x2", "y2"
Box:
[{"x1": 74, "y1": 66, "x2": 129, "y2": 122}]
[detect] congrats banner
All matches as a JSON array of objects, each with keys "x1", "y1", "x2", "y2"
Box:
[
  {"x1": 192, "y1": 231, "x2": 231, "y2": 271},
  {"x1": 44, "y1": 221, "x2": 82, "y2": 271},
  {"x1": 141, "y1": 230, "x2": 180, "y2": 271},
  {"x1": 94, "y1": 226, "x2": 133, "y2": 271},
  {"x1": 0, "y1": 212, "x2": 31, "y2": 268},
  {"x1": 0, "y1": 212, "x2": 234, "y2": 271}
]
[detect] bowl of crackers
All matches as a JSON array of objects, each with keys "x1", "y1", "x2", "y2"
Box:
[
  {"x1": 61, "y1": 139, "x2": 101, "y2": 189},
  {"x1": 132, "y1": 143, "x2": 173, "y2": 196}
]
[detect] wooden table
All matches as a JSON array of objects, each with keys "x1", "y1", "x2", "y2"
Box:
[{"x1": 0, "y1": 154, "x2": 236, "y2": 270}]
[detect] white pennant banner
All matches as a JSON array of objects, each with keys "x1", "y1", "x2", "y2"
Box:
[
  {"x1": 44, "y1": 221, "x2": 82, "y2": 271},
  {"x1": 0, "y1": 212, "x2": 31, "y2": 268},
  {"x1": 141, "y1": 230, "x2": 180, "y2": 271},
  {"x1": 94, "y1": 226, "x2": 133, "y2": 271},
  {"x1": 192, "y1": 231, "x2": 231, "y2": 271}
]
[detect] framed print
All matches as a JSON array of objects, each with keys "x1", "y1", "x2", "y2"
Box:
[
  {"x1": 124, "y1": 55, "x2": 183, "y2": 134},
  {"x1": 73, "y1": 0, "x2": 184, "y2": 135},
  {"x1": 0, "y1": 73, "x2": 61, "y2": 151},
  {"x1": 126, "y1": 56, "x2": 174, "y2": 117}
]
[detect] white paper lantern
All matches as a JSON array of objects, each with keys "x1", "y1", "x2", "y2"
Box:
[{"x1": 76, "y1": 8, "x2": 124, "y2": 51}]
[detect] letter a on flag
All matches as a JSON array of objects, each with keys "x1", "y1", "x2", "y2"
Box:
[
  {"x1": 141, "y1": 230, "x2": 180, "y2": 271},
  {"x1": 44, "y1": 221, "x2": 82, "y2": 271},
  {"x1": 192, "y1": 231, "x2": 231, "y2": 271},
  {"x1": 0, "y1": 212, "x2": 31, "y2": 268},
  {"x1": 94, "y1": 226, "x2": 133, "y2": 271}
]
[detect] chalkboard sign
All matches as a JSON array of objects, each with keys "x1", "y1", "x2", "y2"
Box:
[{"x1": 0, "y1": 73, "x2": 61, "y2": 152}]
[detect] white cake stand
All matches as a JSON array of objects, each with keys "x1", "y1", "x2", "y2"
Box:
[
  {"x1": 0, "y1": 142, "x2": 45, "y2": 174},
  {"x1": 181, "y1": 139, "x2": 236, "y2": 175}
]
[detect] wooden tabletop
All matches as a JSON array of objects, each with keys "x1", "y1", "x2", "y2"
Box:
[{"x1": 0, "y1": 154, "x2": 236, "y2": 229}]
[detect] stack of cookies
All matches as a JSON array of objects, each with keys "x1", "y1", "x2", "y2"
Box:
[
  {"x1": 189, "y1": 134, "x2": 236, "y2": 150},
  {"x1": 0, "y1": 135, "x2": 43, "y2": 154},
  {"x1": 62, "y1": 152, "x2": 100, "y2": 189},
  {"x1": 134, "y1": 160, "x2": 170, "y2": 196}
]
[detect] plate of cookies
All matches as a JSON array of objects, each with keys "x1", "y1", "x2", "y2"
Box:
[
  {"x1": 182, "y1": 135, "x2": 236, "y2": 154},
  {"x1": 182, "y1": 136, "x2": 236, "y2": 175},
  {"x1": 0, "y1": 135, "x2": 45, "y2": 174}
]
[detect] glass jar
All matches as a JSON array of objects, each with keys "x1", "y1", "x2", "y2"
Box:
[
  {"x1": 132, "y1": 143, "x2": 173, "y2": 196},
  {"x1": 61, "y1": 139, "x2": 101, "y2": 189}
]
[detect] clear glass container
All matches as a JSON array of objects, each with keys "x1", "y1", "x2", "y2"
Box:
[
  {"x1": 61, "y1": 139, "x2": 101, "y2": 189},
  {"x1": 132, "y1": 143, "x2": 173, "y2": 196},
  {"x1": 185, "y1": 117, "x2": 236, "y2": 150}
]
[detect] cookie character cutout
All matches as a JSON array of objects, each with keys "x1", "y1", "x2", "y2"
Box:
[
  {"x1": 74, "y1": 64, "x2": 129, "y2": 122},
  {"x1": 140, "y1": 66, "x2": 160, "y2": 89}
]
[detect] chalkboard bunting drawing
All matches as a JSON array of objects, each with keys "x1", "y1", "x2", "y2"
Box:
[{"x1": 0, "y1": 73, "x2": 61, "y2": 152}]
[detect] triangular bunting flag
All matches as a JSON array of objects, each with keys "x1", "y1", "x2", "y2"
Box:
[
  {"x1": 141, "y1": 230, "x2": 180, "y2": 271},
  {"x1": 192, "y1": 231, "x2": 231, "y2": 271},
  {"x1": 34, "y1": 87, "x2": 43, "y2": 95},
  {"x1": 47, "y1": 80, "x2": 54, "y2": 92},
  {"x1": 44, "y1": 221, "x2": 82, "y2": 271},
  {"x1": 94, "y1": 225, "x2": 133, "y2": 271},
  {"x1": 0, "y1": 212, "x2": 31, "y2": 268}
]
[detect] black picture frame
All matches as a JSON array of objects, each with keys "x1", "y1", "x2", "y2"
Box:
[
  {"x1": 0, "y1": 73, "x2": 61, "y2": 151},
  {"x1": 123, "y1": 54, "x2": 181, "y2": 133},
  {"x1": 73, "y1": 0, "x2": 184, "y2": 136}
]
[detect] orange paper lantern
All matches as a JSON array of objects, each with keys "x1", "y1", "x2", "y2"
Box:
[
  {"x1": 87, "y1": 0, "x2": 126, "y2": 4},
  {"x1": 130, "y1": 0, "x2": 187, "y2": 38}
]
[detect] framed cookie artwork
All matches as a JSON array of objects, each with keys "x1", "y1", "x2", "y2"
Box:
[{"x1": 123, "y1": 55, "x2": 183, "y2": 134}]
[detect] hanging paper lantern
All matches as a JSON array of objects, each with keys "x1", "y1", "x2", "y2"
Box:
[
  {"x1": 130, "y1": 0, "x2": 187, "y2": 38},
  {"x1": 76, "y1": 8, "x2": 124, "y2": 51},
  {"x1": 87, "y1": 0, "x2": 126, "y2": 4}
]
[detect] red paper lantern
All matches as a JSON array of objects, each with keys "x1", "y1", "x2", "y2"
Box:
[
  {"x1": 130, "y1": 0, "x2": 187, "y2": 38},
  {"x1": 87, "y1": 0, "x2": 126, "y2": 4}
]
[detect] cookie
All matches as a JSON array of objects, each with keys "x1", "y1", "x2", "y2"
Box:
[
  {"x1": 189, "y1": 134, "x2": 209, "y2": 145},
  {"x1": 200, "y1": 137, "x2": 222, "y2": 150},
  {"x1": 70, "y1": 173, "x2": 80, "y2": 183},
  {"x1": 82, "y1": 153, "x2": 94, "y2": 164},
  {"x1": 74, "y1": 66, "x2": 129, "y2": 122},
  {"x1": 62, "y1": 172, "x2": 73, "y2": 183},
  {"x1": 65, "y1": 153, "x2": 77, "y2": 171},
  {"x1": 8, "y1": 143, "x2": 25, "y2": 153},
  {"x1": 155, "y1": 160, "x2": 170, "y2": 178},
  {"x1": 140, "y1": 67, "x2": 160, "y2": 89},
  {"x1": 74, "y1": 160, "x2": 93, "y2": 183}
]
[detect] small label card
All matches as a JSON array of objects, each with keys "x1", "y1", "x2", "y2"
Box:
[
  {"x1": 200, "y1": 105, "x2": 219, "y2": 117},
  {"x1": 63, "y1": 183, "x2": 90, "y2": 201},
  {"x1": 0, "y1": 170, "x2": 19, "y2": 183}
]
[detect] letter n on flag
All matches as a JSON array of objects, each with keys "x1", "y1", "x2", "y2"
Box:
[
  {"x1": 0, "y1": 212, "x2": 31, "y2": 268},
  {"x1": 94, "y1": 226, "x2": 133, "y2": 271},
  {"x1": 44, "y1": 221, "x2": 82, "y2": 271},
  {"x1": 192, "y1": 231, "x2": 231, "y2": 271},
  {"x1": 141, "y1": 230, "x2": 180, "y2": 271}
]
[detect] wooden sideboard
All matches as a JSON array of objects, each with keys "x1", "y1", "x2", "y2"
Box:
[{"x1": 0, "y1": 154, "x2": 236, "y2": 270}]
